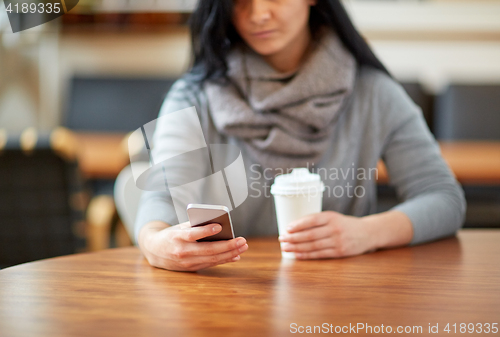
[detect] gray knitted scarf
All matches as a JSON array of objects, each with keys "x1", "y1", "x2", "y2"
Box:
[{"x1": 204, "y1": 30, "x2": 357, "y2": 171}]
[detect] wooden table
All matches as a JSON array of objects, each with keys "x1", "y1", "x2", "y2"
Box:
[{"x1": 1, "y1": 230, "x2": 499, "y2": 337}]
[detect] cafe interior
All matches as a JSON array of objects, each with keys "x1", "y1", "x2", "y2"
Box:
[
  {"x1": 0, "y1": 0, "x2": 499, "y2": 334},
  {"x1": 2, "y1": 0, "x2": 499, "y2": 267}
]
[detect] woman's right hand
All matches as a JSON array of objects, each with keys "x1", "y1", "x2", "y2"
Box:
[{"x1": 138, "y1": 221, "x2": 249, "y2": 272}]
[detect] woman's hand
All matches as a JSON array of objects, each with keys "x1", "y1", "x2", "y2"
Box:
[
  {"x1": 278, "y1": 210, "x2": 413, "y2": 259},
  {"x1": 139, "y1": 221, "x2": 248, "y2": 272}
]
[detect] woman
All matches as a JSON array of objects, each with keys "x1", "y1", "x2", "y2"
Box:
[{"x1": 135, "y1": 0, "x2": 466, "y2": 271}]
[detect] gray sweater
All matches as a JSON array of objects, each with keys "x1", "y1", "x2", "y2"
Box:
[{"x1": 134, "y1": 66, "x2": 466, "y2": 245}]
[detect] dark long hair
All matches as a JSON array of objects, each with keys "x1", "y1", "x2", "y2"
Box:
[{"x1": 189, "y1": 0, "x2": 390, "y2": 83}]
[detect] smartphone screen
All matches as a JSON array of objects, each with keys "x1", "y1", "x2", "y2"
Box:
[{"x1": 187, "y1": 204, "x2": 235, "y2": 242}]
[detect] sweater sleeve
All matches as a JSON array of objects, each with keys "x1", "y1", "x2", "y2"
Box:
[
  {"x1": 133, "y1": 79, "x2": 207, "y2": 242},
  {"x1": 373, "y1": 71, "x2": 466, "y2": 245}
]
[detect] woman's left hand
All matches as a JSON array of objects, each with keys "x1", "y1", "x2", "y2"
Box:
[{"x1": 278, "y1": 211, "x2": 377, "y2": 259}]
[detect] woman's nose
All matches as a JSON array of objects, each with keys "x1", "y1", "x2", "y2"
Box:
[{"x1": 250, "y1": 0, "x2": 271, "y2": 25}]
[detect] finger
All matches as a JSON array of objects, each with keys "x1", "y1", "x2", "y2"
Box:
[
  {"x1": 193, "y1": 237, "x2": 247, "y2": 256},
  {"x1": 294, "y1": 248, "x2": 341, "y2": 260},
  {"x1": 286, "y1": 212, "x2": 336, "y2": 233},
  {"x1": 180, "y1": 223, "x2": 222, "y2": 242},
  {"x1": 190, "y1": 255, "x2": 241, "y2": 271},
  {"x1": 170, "y1": 237, "x2": 247, "y2": 262},
  {"x1": 281, "y1": 237, "x2": 333, "y2": 253},
  {"x1": 203, "y1": 244, "x2": 248, "y2": 265},
  {"x1": 279, "y1": 225, "x2": 332, "y2": 243},
  {"x1": 178, "y1": 221, "x2": 191, "y2": 229},
  {"x1": 194, "y1": 244, "x2": 248, "y2": 265}
]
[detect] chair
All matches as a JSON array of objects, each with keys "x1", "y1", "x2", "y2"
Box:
[
  {"x1": 64, "y1": 77, "x2": 176, "y2": 132},
  {"x1": 434, "y1": 84, "x2": 500, "y2": 140},
  {"x1": 0, "y1": 128, "x2": 86, "y2": 268},
  {"x1": 63, "y1": 76, "x2": 176, "y2": 195},
  {"x1": 434, "y1": 84, "x2": 500, "y2": 228}
]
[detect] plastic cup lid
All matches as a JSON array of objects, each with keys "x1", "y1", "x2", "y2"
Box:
[{"x1": 270, "y1": 168, "x2": 325, "y2": 196}]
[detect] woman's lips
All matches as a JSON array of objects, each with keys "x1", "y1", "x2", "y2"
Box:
[{"x1": 252, "y1": 30, "x2": 276, "y2": 38}]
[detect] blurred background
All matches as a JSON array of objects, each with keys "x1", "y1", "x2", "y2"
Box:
[{"x1": 0, "y1": 0, "x2": 499, "y2": 268}]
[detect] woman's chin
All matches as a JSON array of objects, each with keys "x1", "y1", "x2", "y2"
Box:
[{"x1": 245, "y1": 41, "x2": 284, "y2": 57}]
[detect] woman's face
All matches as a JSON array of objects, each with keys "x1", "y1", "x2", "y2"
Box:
[{"x1": 232, "y1": 0, "x2": 315, "y2": 57}]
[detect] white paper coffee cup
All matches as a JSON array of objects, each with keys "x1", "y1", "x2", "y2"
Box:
[{"x1": 270, "y1": 168, "x2": 325, "y2": 259}]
